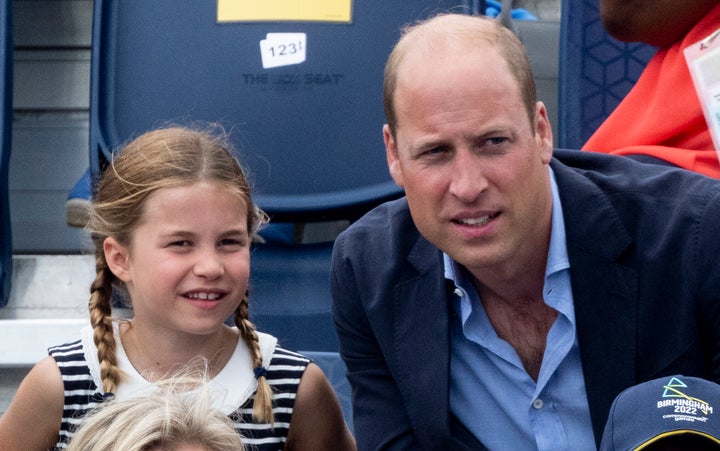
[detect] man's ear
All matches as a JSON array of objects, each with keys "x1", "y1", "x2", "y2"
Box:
[
  {"x1": 534, "y1": 101, "x2": 554, "y2": 163},
  {"x1": 103, "y1": 237, "x2": 132, "y2": 283},
  {"x1": 384, "y1": 124, "x2": 404, "y2": 187}
]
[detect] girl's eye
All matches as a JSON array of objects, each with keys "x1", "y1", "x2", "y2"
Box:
[{"x1": 169, "y1": 240, "x2": 192, "y2": 247}]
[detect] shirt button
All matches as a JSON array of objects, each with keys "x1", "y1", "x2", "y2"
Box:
[
  {"x1": 532, "y1": 398, "x2": 544, "y2": 410},
  {"x1": 453, "y1": 288, "x2": 463, "y2": 297}
]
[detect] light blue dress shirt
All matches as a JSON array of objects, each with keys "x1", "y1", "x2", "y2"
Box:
[{"x1": 446, "y1": 168, "x2": 596, "y2": 450}]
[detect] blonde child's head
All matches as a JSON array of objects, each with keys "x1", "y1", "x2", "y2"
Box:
[{"x1": 67, "y1": 372, "x2": 245, "y2": 451}]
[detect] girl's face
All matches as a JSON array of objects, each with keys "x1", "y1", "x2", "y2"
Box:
[{"x1": 105, "y1": 181, "x2": 251, "y2": 338}]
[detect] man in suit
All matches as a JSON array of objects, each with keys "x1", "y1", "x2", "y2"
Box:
[{"x1": 331, "y1": 13, "x2": 720, "y2": 450}]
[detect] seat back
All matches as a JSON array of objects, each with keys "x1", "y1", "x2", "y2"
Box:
[
  {"x1": 557, "y1": 0, "x2": 656, "y2": 149},
  {"x1": 249, "y1": 241, "x2": 337, "y2": 352},
  {"x1": 0, "y1": 0, "x2": 12, "y2": 307},
  {"x1": 88, "y1": 0, "x2": 471, "y2": 221}
]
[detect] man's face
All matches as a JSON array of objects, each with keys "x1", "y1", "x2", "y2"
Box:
[{"x1": 384, "y1": 44, "x2": 554, "y2": 277}]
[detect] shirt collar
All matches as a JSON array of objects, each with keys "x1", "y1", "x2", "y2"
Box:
[{"x1": 546, "y1": 166, "x2": 570, "y2": 277}]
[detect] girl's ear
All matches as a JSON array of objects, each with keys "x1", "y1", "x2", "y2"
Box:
[{"x1": 103, "y1": 237, "x2": 132, "y2": 283}]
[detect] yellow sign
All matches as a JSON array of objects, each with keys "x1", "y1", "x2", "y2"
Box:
[{"x1": 217, "y1": 0, "x2": 352, "y2": 23}]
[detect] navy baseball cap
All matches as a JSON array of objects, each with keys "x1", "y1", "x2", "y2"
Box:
[{"x1": 600, "y1": 375, "x2": 720, "y2": 450}]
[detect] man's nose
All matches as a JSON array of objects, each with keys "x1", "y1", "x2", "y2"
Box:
[{"x1": 448, "y1": 151, "x2": 487, "y2": 202}]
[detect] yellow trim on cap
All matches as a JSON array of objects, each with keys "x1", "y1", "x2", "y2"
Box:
[{"x1": 636, "y1": 430, "x2": 720, "y2": 449}]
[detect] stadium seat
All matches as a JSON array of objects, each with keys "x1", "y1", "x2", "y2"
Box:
[
  {"x1": 0, "y1": 0, "x2": 12, "y2": 307},
  {"x1": 88, "y1": 1, "x2": 474, "y2": 220},
  {"x1": 249, "y1": 241, "x2": 337, "y2": 351},
  {"x1": 557, "y1": 0, "x2": 656, "y2": 149}
]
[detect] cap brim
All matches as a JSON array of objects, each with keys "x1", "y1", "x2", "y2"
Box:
[{"x1": 636, "y1": 430, "x2": 720, "y2": 449}]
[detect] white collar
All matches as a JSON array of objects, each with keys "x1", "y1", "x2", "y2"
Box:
[{"x1": 81, "y1": 323, "x2": 278, "y2": 414}]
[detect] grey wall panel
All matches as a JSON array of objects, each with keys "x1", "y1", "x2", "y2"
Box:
[
  {"x1": 9, "y1": 118, "x2": 88, "y2": 252},
  {"x1": 536, "y1": 78, "x2": 558, "y2": 145},
  {"x1": 10, "y1": 0, "x2": 93, "y2": 252},
  {"x1": 518, "y1": 20, "x2": 560, "y2": 77},
  {"x1": 14, "y1": 0, "x2": 92, "y2": 48},
  {"x1": 13, "y1": 50, "x2": 90, "y2": 110},
  {"x1": 9, "y1": 116, "x2": 87, "y2": 191},
  {"x1": 10, "y1": 191, "x2": 91, "y2": 252},
  {"x1": 518, "y1": 20, "x2": 560, "y2": 145},
  {"x1": 0, "y1": 367, "x2": 31, "y2": 415}
]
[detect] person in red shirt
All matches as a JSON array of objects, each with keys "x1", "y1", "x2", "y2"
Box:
[{"x1": 583, "y1": 0, "x2": 720, "y2": 178}]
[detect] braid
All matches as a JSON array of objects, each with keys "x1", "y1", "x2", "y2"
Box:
[
  {"x1": 88, "y1": 251, "x2": 122, "y2": 394},
  {"x1": 234, "y1": 289, "x2": 274, "y2": 425}
]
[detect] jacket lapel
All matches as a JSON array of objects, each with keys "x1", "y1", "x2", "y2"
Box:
[
  {"x1": 389, "y1": 235, "x2": 482, "y2": 448},
  {"x1": 552, "y1": 157, "x2": 639, "y2": 442}
]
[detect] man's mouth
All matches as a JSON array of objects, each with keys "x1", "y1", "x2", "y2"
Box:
[{"x1": 453, "y1": 213, "x2": 498, "y2": 226}]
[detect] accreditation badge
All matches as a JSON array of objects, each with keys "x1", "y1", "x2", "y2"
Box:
[{"x1": 684, "y1": 27, "x2": 720, "y2": 156}]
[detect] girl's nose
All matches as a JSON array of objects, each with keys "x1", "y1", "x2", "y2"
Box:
[{"x1": 192, "y1": 250, "x2": 224, "y2": 279}]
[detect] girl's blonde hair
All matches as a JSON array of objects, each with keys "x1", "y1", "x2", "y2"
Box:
[
  {"x1": 67, "y1": 372, "x2": 245, "y2": 451},
  {"x1": 86, "y1": 125, "x2": 274, "y2": 423}
]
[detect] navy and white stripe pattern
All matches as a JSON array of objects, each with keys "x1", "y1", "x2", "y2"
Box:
[
  {"x1": 49, "y1": 339, "x2": 104, "y2": 449},
  {"x1": 230, "y1": 347, "x2": 310, "y2": 450},
  {"x1": 49, "y1": 340, "x2": 310, "y2": 450}
]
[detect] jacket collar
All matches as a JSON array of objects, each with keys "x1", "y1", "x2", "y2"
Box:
[{"x1": 388, "y1": 231, "x2": 485, "y2": 449}]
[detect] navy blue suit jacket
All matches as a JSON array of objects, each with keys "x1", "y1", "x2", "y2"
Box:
[{"x1": 331, "y1": 149, "x2": 720, "y2": 450}]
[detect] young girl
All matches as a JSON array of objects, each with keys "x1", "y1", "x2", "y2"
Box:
[{"x1": 0, "y1": 126, "x2": 356, "y2": 451}]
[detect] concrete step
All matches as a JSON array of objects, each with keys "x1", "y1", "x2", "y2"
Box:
[{"x1": 0, "y1": 254, "x2": 95, "y2": 415}]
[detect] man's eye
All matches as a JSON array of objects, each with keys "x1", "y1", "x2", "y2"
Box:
[
  {"x1": 419, "y1": 146, "x2": 449, "y2": 158},
  {"x1": 487, "y1": 137, "x2": 508, "y2": 146},
  {"x1": 220, "y1": 238, "x2": 244, "y2": 246}
]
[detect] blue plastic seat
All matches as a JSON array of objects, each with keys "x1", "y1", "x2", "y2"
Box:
[
  {"x1": 0, "y1": 0, "x2": 12, "y2": 307},
  {"x1": 557, "y1": 0, "x2": 656, "y2": 149},
  {"x1": 88, "y1": 0, "x2": 473, "y2": 221},
  {"x1": 249, "y1": 241, "x2": 337, "y2": 351}
]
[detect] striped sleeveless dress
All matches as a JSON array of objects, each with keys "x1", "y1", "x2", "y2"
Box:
[{"x1": 48, "y1": 325, "x2": 309, "y2": 450}]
